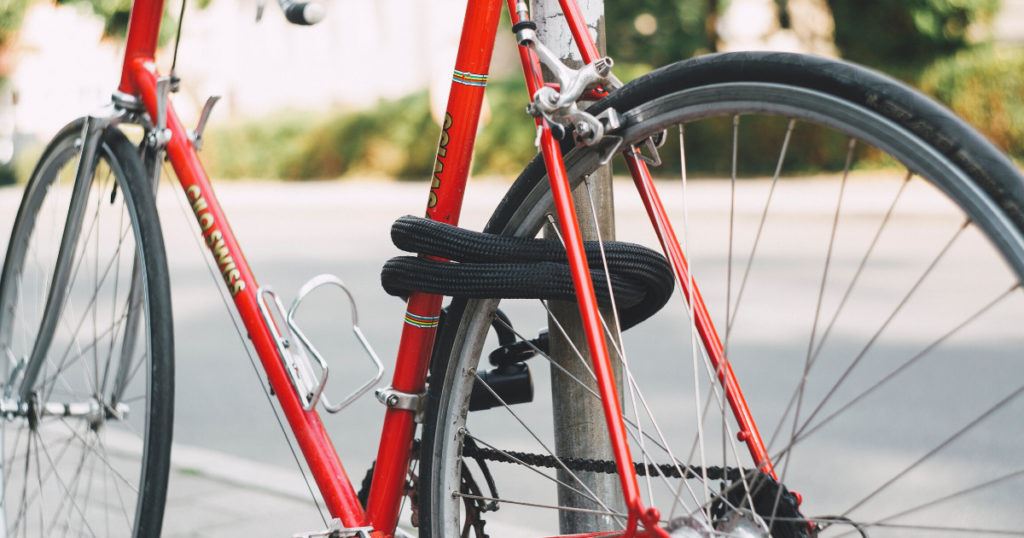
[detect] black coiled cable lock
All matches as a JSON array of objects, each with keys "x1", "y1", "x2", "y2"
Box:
[
  {"x1": 380, "y1": 215, "x2": 675, "y2": 411},
  {"x1": 381, "y1": 215, "x2": 674, "y2": 330}
]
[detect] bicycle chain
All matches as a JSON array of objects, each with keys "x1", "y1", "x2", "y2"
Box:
[
  {"x1": 459, "y1": 445, "x2": 823, "y2": 537},
  {"x1": 460, "y1": 442, "x2": 748, "y2": 482},
  {"x1": 356, "y1": 441, "x2": 761, "y2": 538}
]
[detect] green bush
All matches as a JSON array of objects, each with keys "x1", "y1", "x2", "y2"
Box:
[
  {"x1": 202, "y1": 73, "x2": 889, "y2": 181},
  {"x1": 466, "y1": 78, "x2": 538, "y2": 177},
  {"x1": 285, "y1": 79, "x2": 544, "y2": 180},
  {"x1": 202, "y1": 111, "x2": 314, "y2": 180},
  {"x1": 204, "y1": 79, "x2": 542, "y2": 180},
  {"x1": 0, "y1": 0, "x2": 29, "y2": 49},
  {"x1": 829, "y1": 0, "x2": 999, "y2": 75},
  {"x1": 284, "y1": 91, "x2": 437, "y2": 179},
  {"x1": 202, "y1": 47, "x2": 1024, "y2": 182},
  {"x1": 606, "y1": 0, "x2": 719, "y2": 67},
  {"x1": 919, "y1": 46, "x2": 1024, "y2": 159}
]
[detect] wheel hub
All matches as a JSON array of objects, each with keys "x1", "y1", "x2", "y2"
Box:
[
  {"x1": 711, "y1": 473, "x2": 814, "y2": 538},
  {"x1": 0, "y1": 394, "x2": 128, "y2": 430}
]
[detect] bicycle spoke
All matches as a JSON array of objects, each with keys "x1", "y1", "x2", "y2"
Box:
[
  {"x1": 788, "y1": 282, "x2": 1019, "y2": 451},
  {"x1": 39, "y1": 235, "x2": 133, "y2": 404},
  {"x1": 37, "y1": 307, "x2": 131, "y2": 393},
  {"x1": 3, "y1": 423, "x2": 27, "y2": 495},
  {"x1": 673, "y1": 124, "x2": 760, "y2": 521},
  {"x1": 11, "y1": 430, "x2": 32, "y2": 534},
  {"x1": 55, "y1": 419, "x2": 137, "y2": 494},
  {"x1": 770, "y1": 514, "x2": 1024, "y2": 536},
  {"x1": 471, "y1": 371, "x2": 623, "y2": 524},
  {"x1": 495, "y1": 312, "x2": 704, "y2": 513},
  {"x1": 781, "y1": 219, "x2": 970, "y2": 451},
  {"x1": 12, "y1": 430, "x2": 33, "y2": 532},
  {"x1": 454, "y1": 492, "x2": 627, "y2": 519},
  {"x1": 0, "y1": 124, "x2": 169, "y2": 538},
  {"x1": 681, "y1": 124, "x2": 711, "y2": 514},
  {"x1": 96, "y1": 438, "x2": 134, "y2": 529},
  {"x1": 540, "y1": 211, "x2": 706, "y2": 517},
  {"x1": 52, "y1": 433, "x2": 94, "y2": 537},
  {"x1": 582, "y1": 174, "x2": 658, "y2": 508},
  {"x1": 117, "y1": 350, "x2": 149, "y2": 398},
  {"x1": 841, "y1": 522, "x2": 1024, "y2": 536},
  {"x1": 538, "y1": 294, "x2": 598, "y2": 381},
  {"x1": 770, "y1": 138, "x2": 855, "y2": 529},
  {"x1": 766, "y1": 171, "x2": 913, "y2": 453},
  {"x1": 71, "y1": 444, "x2": 100, "y2": 537},
  {"x1": 37, "y1": 429, "x2": 96, "y2": 537},
  {"x1": 837, "y1": 383, "x2": 1024, "y2": 518},
  {"x1": 807, "y1": 170, "x2": 914, "y2": 362},
  {"x1": 100, "y1": 204, "x2": 130, "y2": 397},
  {"x1": 5, "y1": 428, "x2": 86, "y2": 532},
  {"x1": 868, "y1": 467, "x2": 1024, "y2": 530},
  {"x1": 32, "y1": 427, "x2": 45, "y2": 537},
  {"x1": 91, "y1": 173, "x2": 104, "y2": 404},
  {"x1": 727, "y1": 119, "x2": 797, "y2": 335},
  {"x1": 464, "y1": 432, "x2": 608, "y2": 509},
  {"x1": 724, "y1": 114, "x2": 739, "y2": 490}
]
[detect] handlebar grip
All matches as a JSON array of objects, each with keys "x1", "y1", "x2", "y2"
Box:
[{"x1": 281, "y1": 0, "x2": 325, "y2": 25}]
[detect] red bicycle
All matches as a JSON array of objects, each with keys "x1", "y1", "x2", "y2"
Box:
[{"x1": 2, "y1": 0, "x2": 1023, "y2": 535}]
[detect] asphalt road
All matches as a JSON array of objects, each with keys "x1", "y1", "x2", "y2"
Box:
[{"x1": 2, "y1": 175, "x2": 1022, "y2": 535}]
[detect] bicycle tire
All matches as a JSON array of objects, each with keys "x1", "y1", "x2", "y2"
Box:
[
  {"x1": 0, "y1": 118, "x2": 174, "y2": 537},
  {"x1": 417, "y1": 51, "x2": 1024, "y2": 536}
]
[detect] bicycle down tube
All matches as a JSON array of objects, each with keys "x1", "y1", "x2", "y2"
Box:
[
  {"x1": 112, "y1": 0, "x2": 776, "y2": 535},
  {"x1": 117, "y1": 0, "x2": 367, "y2": 529}
]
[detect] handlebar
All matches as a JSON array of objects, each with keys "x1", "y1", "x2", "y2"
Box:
[
  {"x1": 258, "y1": 0, "x2": 325, "y2": 26},
  {"x1": 278, "y1": 0, "x2": 326, "y2": 25}
]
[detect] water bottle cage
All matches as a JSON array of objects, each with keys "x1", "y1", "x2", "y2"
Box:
[{"x1": 257, "y1": 275, "x2": 384, "y2": 413}]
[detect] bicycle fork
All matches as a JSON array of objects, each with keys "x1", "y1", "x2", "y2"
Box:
[
  {"x1": 509, "y1": 3, "x2": 778, "y2": 537},
  {"x1": 536, "y1": 108, "x2": 779, "y2": 538},
  {"x1": 16, "y1": 113, "x2": 111, "y2": 403}
]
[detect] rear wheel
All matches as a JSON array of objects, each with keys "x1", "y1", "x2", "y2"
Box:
[
  {"x1": 419, "y1": 52, "x2": 1024, "y2": 536},
  {"x1": 0, "y1": 119, "x2": 174, "y2": 537}
]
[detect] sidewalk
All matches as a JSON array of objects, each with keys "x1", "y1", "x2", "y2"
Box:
[{"x1": 162, "y1": 442, "x2": 332, "y2": 538}]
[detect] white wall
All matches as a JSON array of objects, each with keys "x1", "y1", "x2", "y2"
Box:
[{"x1": 2, "y1": 0, "x2": 502, "y2": 145}]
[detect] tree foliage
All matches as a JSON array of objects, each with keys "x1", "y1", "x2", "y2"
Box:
[
  {"x1": 605, "y1": 0, "x2": 999, "y2": 73},
  {"x1": 828, "y1": 0, "x2": 999, "y2": 71},
  {"x1": 920, "y1": 45, "x2": 1024, "y2": 157},
  {"x1": 55, "y1": 0, "x2": 187, "y2": 40},
  {"x1": 57, "y1": 0, "x2": 136, "y2": 38},
  {"x1": 0, "y1": 0, "x2": 30, "y2": 49},
  {"x1": 605, "y1": 0, "x2": 720, "y2": 68}
]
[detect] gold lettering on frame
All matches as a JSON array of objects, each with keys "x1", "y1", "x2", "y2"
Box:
[
  {"x1": 186, "y1": 185, "x2": 247, "y2": 295},
  {"x1": 428, "y1": 113, "x2": 454, "y2": 208},
  {"x1": 199, "y1": 213, "x2": 214, "y2": 231}
]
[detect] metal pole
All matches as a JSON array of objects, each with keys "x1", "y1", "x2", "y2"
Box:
[{"x1": 533, "y1": 0, "x2": 624, "y2": 533}]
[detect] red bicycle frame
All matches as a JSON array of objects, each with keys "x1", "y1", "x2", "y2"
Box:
[{"x1": 113, "y1": 0, "x2": 776, "y2": 535}]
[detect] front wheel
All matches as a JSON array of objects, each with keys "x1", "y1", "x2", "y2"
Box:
[
  {"x1": 0, "y1": 119, "x2": 174, "y2": 537},
  {"x1": 418, "y1": 52, "x2": 1024, "y2": 537}
]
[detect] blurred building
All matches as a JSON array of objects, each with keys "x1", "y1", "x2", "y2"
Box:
[
  {"x1": 0, "y1": 0, "x2": 1021, "y2": 165},
  {"x1": 717, "y1": 0, "x2": 838, "y2": 56},
  {"x1": 1, "y1": 0, "x2": 511, "y2": 144},
  {"x1": 996, "y1": 0, "x2": 1024, "y2": 43}
]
